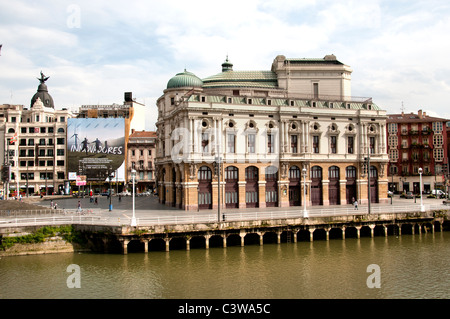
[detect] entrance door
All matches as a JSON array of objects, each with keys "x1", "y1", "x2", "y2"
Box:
[
  {"x1": 289, "y1": 166, "x2": 301, "y2": 206},
  {"x1": 245, "y1": 166, "x2": 259, "y2": 208},
  {"x1": 311, "y1": 166, "x2": 323, "y2": 206},
  {"x1": 328, "y1": 166, "x2": 340, "y2": 205},
  {"x1": 265, "y1": 166, "x2": 278, "y2": 207},
  {"x1": 369, "y1": 166, "x2": 379, "y2": 203},
  {"x1": 345, "y1": 166, "x2": 357, "y2": 204},
  {"x1": 225, "y1": 166, "x2": 239, "y2": 208},
  {"x1": 198, "y1": 166, "x2": 212, "y2": 209}
]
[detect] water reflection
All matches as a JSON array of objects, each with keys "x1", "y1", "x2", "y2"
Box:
[{"x1": 0, "y1": 233, "x2": 449, "y2": 299}]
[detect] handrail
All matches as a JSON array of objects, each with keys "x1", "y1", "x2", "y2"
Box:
[{"x1": 0, "y1": 204, "x2": 447, "y2": 228}]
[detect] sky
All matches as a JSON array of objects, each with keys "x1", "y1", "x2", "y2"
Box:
[{"x1": 1, "y1": 0, "x2": 450, "y2": 130}]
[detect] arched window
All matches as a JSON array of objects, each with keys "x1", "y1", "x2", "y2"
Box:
[{"x1": 57, "y1": 128, "x2": 65, "y2": 133}]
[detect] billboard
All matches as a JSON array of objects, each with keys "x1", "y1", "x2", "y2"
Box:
[{"x1": 67, "y1": 118, "x2": 125, "y2": 182}]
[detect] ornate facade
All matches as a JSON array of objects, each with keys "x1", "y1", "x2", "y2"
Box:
[{"x1": 156, "y1": 55, "x2": 389, "y2": 210}]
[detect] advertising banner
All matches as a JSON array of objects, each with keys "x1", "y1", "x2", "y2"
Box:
[{"x1": 67, "y1": 118, "x2": 125, "y2": 182}]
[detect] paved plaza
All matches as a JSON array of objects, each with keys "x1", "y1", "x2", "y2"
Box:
[{"x1": 1, "y1": 193, "x2": 447, "y2": 227}]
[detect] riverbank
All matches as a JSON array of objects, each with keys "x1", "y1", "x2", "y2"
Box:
[{"x1": 0, "y1": 225, "x2": 88, "y2": 257}]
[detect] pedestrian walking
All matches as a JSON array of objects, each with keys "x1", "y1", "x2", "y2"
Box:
[
  {"x1": 95, "y1": 197, "x2": 98, "y2": 205},
  {"x1": 50, "y1": 200, "x2": 54, "y2": 208},
  {"x1": 78, "y1": 200, "x2": 81, "y2": 212},
  {"x1": 354, "y1": 200, "x2": 358, "y2": 210}
]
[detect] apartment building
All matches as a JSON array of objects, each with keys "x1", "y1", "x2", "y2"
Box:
[{"x1": 387, "y1": 110, "x2": 449, "y2": 194}]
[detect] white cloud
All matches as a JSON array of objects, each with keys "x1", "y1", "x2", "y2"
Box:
[{"x1": 1, "y1": 0, "x2": 450, "y2": 129}]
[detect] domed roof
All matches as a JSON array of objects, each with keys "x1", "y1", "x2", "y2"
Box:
[
  {"x1": 166, "y1": 69, "x2": 203, "y2": 89},
  {"x1": 31, "y1": 71, "x2": 54, "y2": 108}
]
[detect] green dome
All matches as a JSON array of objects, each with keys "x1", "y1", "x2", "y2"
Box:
[{"x1": 166, "y1": 69, "x2": 203, "y2": 89}]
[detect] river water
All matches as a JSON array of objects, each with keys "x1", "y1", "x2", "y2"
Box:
[{"x1": 0, "y1": 232, "x2": 449, "y2": 299}]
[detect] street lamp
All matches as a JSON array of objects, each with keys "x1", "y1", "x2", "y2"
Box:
[
  {"x1": 131, "y1": 169, "x2": 137, "y2": 226},
  {"x1": 302, "y1": 167, "x2": 308, "y2": 218},
  {"x1": 419, "y1": 167, "x2": 425, "y2": 212}
]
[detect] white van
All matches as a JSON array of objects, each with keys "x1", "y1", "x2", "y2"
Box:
[{"x1": 432, "y1": 190, "x2": 446, "y2": 198}]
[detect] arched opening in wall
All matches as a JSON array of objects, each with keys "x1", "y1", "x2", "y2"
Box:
[
  {"x1": 289, "y1": 165, "x2": 301, "y2": 206},
  {"x1": 313, "y1": 228, "x2": 326, "y2": 240},
  {"x1": 190, "y1": 236, "x2": 206, "y2": 249},
  {"x1": 360, "y1": 226, "x2": 372, "y2": 237},
  {"x1": 369, "y1": 166, "x2": 379, "y2": 203},
  {"x1": 148, "y1": 238, "x2": 166, "y2": 251},
  {"x1": 386, "y1": 224, "x2": 398, "y2": 236},
  {"x1": 373, "y1": 225, "x2": 386, "y2": 237},
  {"x1": 198, "y1": 166, "x2": 212, "y2": 210},
  {"x1": 244, "y1": 233, "x2": 260, "y2": 245},
  {"x1": 346, "y1": 166, "x2": 357, "y2": 204},
  {"x1": 245, "y1": 166, "x2": 259, "y2": 208},
  {"x1": 328, "y1": 166, "x2": 340, "y2": 205},
  {"x1": 225, "y1": 166, "x2": 239, "y2": 208},
  {"x1": 209, "y1": 235, "x2": 224, "y2": 248},
  {"x1": 297, "y1": 229, "x2": 310, "y2": 241},
  {"x1": 265, "y1": 166, "x2": 278, "y2": 207},
  {"x1": 345, "y1": 227, "x2": 358, "y2": 238},
  {"x1": 263, "y1": 231, "x2": 277, "y2": 244},
  {"x1": 226, "y1": 233, "x2": 242, "y2": 246},
  {"x1": 311, "y1": 166, "x2": 323, "y2": 206},
  {"x1": 127, "y1": 240, "x2": 144, "y2": 253},
  {"x1": 329, "y1": 228, "x2": 343, "y2": 240},
  {"x1": 170, "y1": 237, "x2": 186, "y2": 250}
]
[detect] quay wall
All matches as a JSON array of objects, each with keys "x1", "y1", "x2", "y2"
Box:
[{"x1": 1, "y1": 210, "x2": 449, "y2": 256}]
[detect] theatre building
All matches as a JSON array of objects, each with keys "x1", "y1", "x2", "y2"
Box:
[{"x1": 155, "y1": 55, "x2": 389, "y2": 210}]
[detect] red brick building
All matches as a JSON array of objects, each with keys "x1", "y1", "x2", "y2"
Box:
[{"x1": 387, "y1": 110, "x2": 449, "y2": 194}]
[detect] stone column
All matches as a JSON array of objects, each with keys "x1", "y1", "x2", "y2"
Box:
[
  {"x1": 309, "y1": 228, "x2": 315, "y2": 242},
  {"x1": 292, "y1": 230, "x2": 298, "y2": 243},
  {"x1": 324, "y1": 227, "x2": 331, "y2": 241},
  {"x1": 141, "y1": 239, "x2": 149, "y2": 253},
  {"x1": 369, "y1": 224, "x2": 375, "y2": 238},
  {"x1": 186, "y1": 236, "x2": 191, "y2": 251},
  {"x1": 164, "y1": 237, "x2": 170, "y2": 252},
  {"x1": 239, "y1": 230, "x2": 246, "y2": 247},
  {"x1": 355, "y1": 226, "x2": 361, "y2": 239},
  {"x1": 276, "y1": 230, "x2": 282, "y2": 244},
  {"x1": 341, "y1": 226, "x2": 346, "y2": 239},
  {"x1": 121, "y1": 238, "x2": 130, "y2": 255},
  {"x1": 222, "y1": 234, "x2": 227, "y2": 248},
  {"x1": 205, "y1": 234, "x2": 211, "y2": 249}
]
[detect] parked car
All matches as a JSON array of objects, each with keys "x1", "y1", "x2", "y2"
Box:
[
  {"x1": 118, "y1": 191, "x2": 131, "y2": 196},
  {"x1": 431, "y1": 189, "x2": 446, "y2": 199},
  {"x1": 387, "y1": 190, "x2": 394, "y2": 197},
  {"x1": 405, "y1": 191, "x2": 414, "y2": 199}
]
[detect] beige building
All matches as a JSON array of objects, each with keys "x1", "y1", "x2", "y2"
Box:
[
  {"x1": 155, "y1": 55, "x2": 389, "y2": 210},
  {"x1": 127, "y1": 130, "x2": 157, "y2": 193},
  {"x1": 1, "y1": 73, "x2": 74, "y2": 197}
]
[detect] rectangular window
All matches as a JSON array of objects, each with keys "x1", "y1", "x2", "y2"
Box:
[
  {"x1": 202, "y1": 133, "x2": 209, "y2": 153},
  {"x1": 227, "y1": 134, "x2": 236, "y2": 153},
  {"x1": 290, "y1": 135, "x2": 297, "y2": 153},
  {"x1": 268, "y1": 134, "x2": 274, "y2": 153},
  {"x1": 313, "y1": 83, "x2": 319, "y2": 99},
  {"x1": 330, "y1": 136, "x2": 337, "y2": 154},
  {"x1": 248, "y1": 134, "x2": 256, "y2": 153},
  {"x1": 369, "y1": 137, "x2": 375, "y2": 154},
  {"x1": 313, "y1": 135, "x2": 319, "y2": 153},
  {"x1": 57, "y1": 138, "x2": 65, "y2": 145},
  {"x1": 348, "y1": 136, "x2": 354, "y2": 154},
  {"x1": 57, "y1": 149, "x2": 65, "y2": 156}
]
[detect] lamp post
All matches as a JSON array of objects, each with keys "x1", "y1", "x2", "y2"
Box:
[
  {"x1": 131, "y1": 169, "x2": 137, "y2": 226},
  {"x1": 302, "y1": 167, "x2": 308, "y2": 218},
  {"x1": 419, "y1": 167, "x2": 425, "y2": 212}
]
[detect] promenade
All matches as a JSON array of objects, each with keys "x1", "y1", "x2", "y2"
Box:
[{"x1": 1, "y1": 194, "x2": 449, "y2": 227}]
